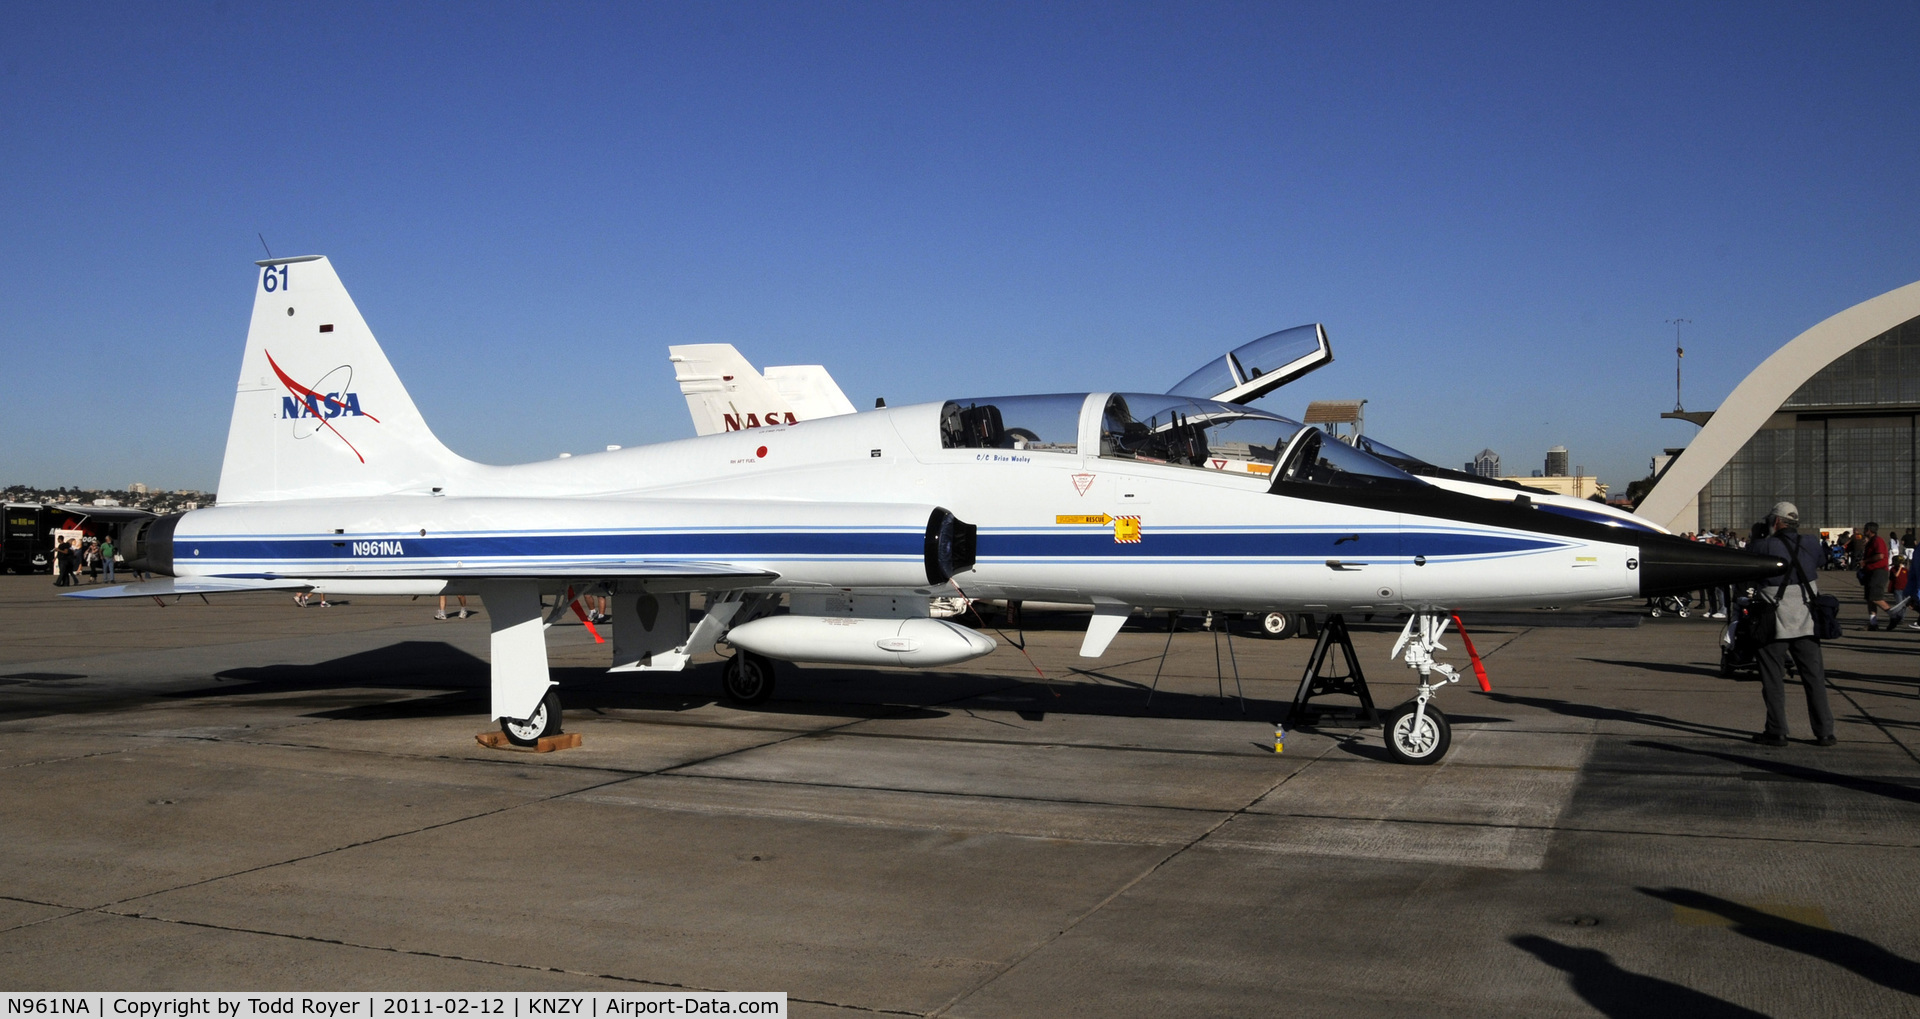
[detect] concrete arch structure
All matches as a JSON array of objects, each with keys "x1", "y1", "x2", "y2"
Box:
[{"x1": 1638, "y1": 279, "x2": 1920, "y2": 534}]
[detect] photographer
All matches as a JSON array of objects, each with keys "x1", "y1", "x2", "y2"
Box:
[{"x1": 1750, "y1": 502, "x2": 1835, "y2": 747}]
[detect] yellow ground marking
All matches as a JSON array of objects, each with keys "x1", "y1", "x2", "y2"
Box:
[{"x1": 1672, "y1": 901, "x2": 1831, "y2": 930}]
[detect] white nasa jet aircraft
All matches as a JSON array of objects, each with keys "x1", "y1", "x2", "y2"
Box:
[{"x1": 73, "y1": 256, "x2": 1779, "y2": 764}]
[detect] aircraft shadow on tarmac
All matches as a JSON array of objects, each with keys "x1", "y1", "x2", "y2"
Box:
[
  {"x1": 206, "y1": 640, "x2": 489, "y2": 692},
  {"x1": 0, "y1": 672, "x2": 87, "y2": 683},
  {"x1": 1510, "y1": 934, "x2": 1768, "y2": 1018},
  {"x1": 1828, "y1": 672, "x2": 1920, "y2": 703},
  {"x1": 1637, "y1": 887, "x2": 1920, "y2": 998},
  {"x1": 1580, "y1": 656, "x2": 1724, "y2": 679},
  {"x1": 1629, "y1": 740, "x2": 1920, "y2": 808},
  {"x1": 1484, "y1": 690, "x2": 1753, "y2": 741},
  {"x1": 184, "y1": 638, "x2": 1316, "y2": 728},
  {"x1": 1826, "y1": 640, "x2": 1920, "y2": 659}
]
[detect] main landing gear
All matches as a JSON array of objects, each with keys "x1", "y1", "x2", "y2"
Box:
[
  {"x1": 722, "y1": 650, "x2": 777, "y2": 705},
  {"x1": 500, "y1": 688, "x2": 564, "y2": 747},
  {"x1": 1260, "y1": 611, "x2": 1297, "y2": 638},
  {"x1": 1287, "y1": 611, "x2": 1465, "y2": 765}
]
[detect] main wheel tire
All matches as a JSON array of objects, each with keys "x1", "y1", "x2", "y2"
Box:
[
  {"x1": 1383, "y1": 701, "x2": 1451, "y2": 765},
  {"x1": 500, "y1": 688, "x2": 563, "y2": 747},
  {"x1": 1260, "y1": 611, "x2": 1295, "y2": 639},
  {"x1": 1718, "y1": 648, "x2": 1736, "y2": 678},
  {"x1": 722, "y1": 651, "x2": 777, "y2": 705}
]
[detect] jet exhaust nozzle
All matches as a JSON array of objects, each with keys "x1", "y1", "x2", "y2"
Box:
[
  {"x1": 1637, "y1": 538, "x2": 1787, "y2": 598},
  {"x1": 120, "y1": 512, "x2": 186, "y2": 577}
]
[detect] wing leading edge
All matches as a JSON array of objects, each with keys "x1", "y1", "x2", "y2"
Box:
[{"x1": 61, "y1": 560, "x2": 779, "y2": 599}]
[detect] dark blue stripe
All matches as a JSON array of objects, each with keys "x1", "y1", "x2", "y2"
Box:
[
  {"x1": 185, "y1": 528, "x2": 1566, "y2": 565},
  {"x1": 187, "y1": 530, "x2": 921, "y2": 561},
  {"x1": 984, "y1": 529, "x2": 1561, "y2": 559}
]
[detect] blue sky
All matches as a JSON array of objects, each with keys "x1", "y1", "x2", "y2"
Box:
[{"x1": 4, "y1": 2, "x2": 1917, "y2": 492}]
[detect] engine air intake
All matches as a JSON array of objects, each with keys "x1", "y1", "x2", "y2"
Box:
[{"x1": 924, "y1": 508, "x2": 978, "y2": 585}]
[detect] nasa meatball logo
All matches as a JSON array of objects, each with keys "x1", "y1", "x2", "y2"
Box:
[{"x1": 267, "y1": 351, "x2": 381, "y2": 463}]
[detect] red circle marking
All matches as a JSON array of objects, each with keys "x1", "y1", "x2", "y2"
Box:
[{"x1": 756, "y1": 445, "x2": 768, "y2": 458}]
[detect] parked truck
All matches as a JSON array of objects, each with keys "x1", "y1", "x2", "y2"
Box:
[{"x1": 3, "y1": 503, "x2": 55, "y2": 573}]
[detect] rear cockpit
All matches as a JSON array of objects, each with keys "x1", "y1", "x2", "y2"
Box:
[
  {"x1": 939, "y1": 394, "x2": 1084, "y2": 452},
  {"x1": 935, "y1": 391, "x2": 1422, "y2": 493}
]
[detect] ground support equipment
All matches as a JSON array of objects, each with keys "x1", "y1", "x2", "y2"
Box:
[
  {"x1": 474, "y1": 730, "x2": 582, "y2": 753},
  {"x1": 1286, "y1": 613, "x2": 1380, "y2": 727}
]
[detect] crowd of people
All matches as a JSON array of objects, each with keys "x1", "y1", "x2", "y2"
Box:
[
  {"x1": 1675, "y1": 521, "x2": 1917, "y2": 630},
  {"x1": 48, "y1": 536, "x2": 118, "y2": 586}
]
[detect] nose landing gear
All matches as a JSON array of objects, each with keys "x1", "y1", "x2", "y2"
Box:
[
  {"x1": 1288, "y1": 611, "x2": 1470, "y2": 764},
  {"x1": 1383, "y1": 613, "x2": 1463, "y2": 765}
]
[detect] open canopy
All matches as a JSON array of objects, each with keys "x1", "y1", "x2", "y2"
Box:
[{"x1": 1166, "y1": 324, "x2": 1333, "y2": 404}]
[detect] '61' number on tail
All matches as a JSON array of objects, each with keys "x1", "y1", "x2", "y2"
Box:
[{"x1": 262, "y1": 265, "x2": 289, "y2": 292}]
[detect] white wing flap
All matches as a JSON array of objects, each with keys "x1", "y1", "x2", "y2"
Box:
[{"x1": 60, "y1": 577, "x2": 312, "y2": 599}]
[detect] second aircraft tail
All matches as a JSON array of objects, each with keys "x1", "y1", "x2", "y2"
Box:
[{"x1": 669, "y1": 343, "x2": 856, "y2": 436}]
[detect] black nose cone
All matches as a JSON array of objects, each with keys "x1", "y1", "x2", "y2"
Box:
[{"x1": 1638, "y1": 538, "x2": 1787, "y2": 597}]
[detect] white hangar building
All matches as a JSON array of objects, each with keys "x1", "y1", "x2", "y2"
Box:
[{"x1": 1638, "y1": 279, "x2": 1920, "y2": 536}]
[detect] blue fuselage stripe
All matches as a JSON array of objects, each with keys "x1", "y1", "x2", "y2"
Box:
[
  {"x1": 986, "y1": 530, "x2": 1562, "y2": 558},
  {"x1": 180, "y1": 527, "x2": 1568, "y2": 566},
  {"x1": 186, "y1": 531, "x2": 923, "y2": 561}
]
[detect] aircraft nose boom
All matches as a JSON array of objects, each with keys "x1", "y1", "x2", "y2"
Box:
[{"x1": 1637, "y1": 539, "x2": 1787, "y2": 598}]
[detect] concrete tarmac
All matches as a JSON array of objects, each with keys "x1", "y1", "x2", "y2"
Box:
[{"x1": 2, "y1": 574, "x2": 1917, "y2": 1016}]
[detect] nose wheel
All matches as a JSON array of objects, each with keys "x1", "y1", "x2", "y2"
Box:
[
  {"x1": 500, "y1": 688, "x2": 563, "y2": 747},
  {"x1": 1384, "y1": 700, "x2": 1451, "y2": 764}
]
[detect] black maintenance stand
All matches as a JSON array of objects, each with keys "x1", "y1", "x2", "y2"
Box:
[{"x1": 1286, "y1": 613, "x2": 1380, "y2": 726}]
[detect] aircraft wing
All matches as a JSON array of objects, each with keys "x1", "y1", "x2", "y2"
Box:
[
  {"x1": 59, "y1": 577, "x2": 313, "y2": 599},
  {"x1": 48, "y1": 504, "x2": 160, "y2": 521},
  {"x1": 63, "y1": 561, "x2": 779, "y2": 599}
]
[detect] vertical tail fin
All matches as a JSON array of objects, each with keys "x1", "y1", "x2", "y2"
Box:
[
  {"x1": 764, "y1": 364, "x2": 858, "y2": 420},
  {"x1": 217, "y1": 256, "x2": 470, "y2": 503},
  {"x1": 670, "y1": 343, "x2": 800, "y2": 435}
]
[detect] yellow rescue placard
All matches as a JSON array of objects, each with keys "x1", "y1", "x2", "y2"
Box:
[{"x1": 1056, "y1": 512, "x2": 1141, "y2": 542}]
